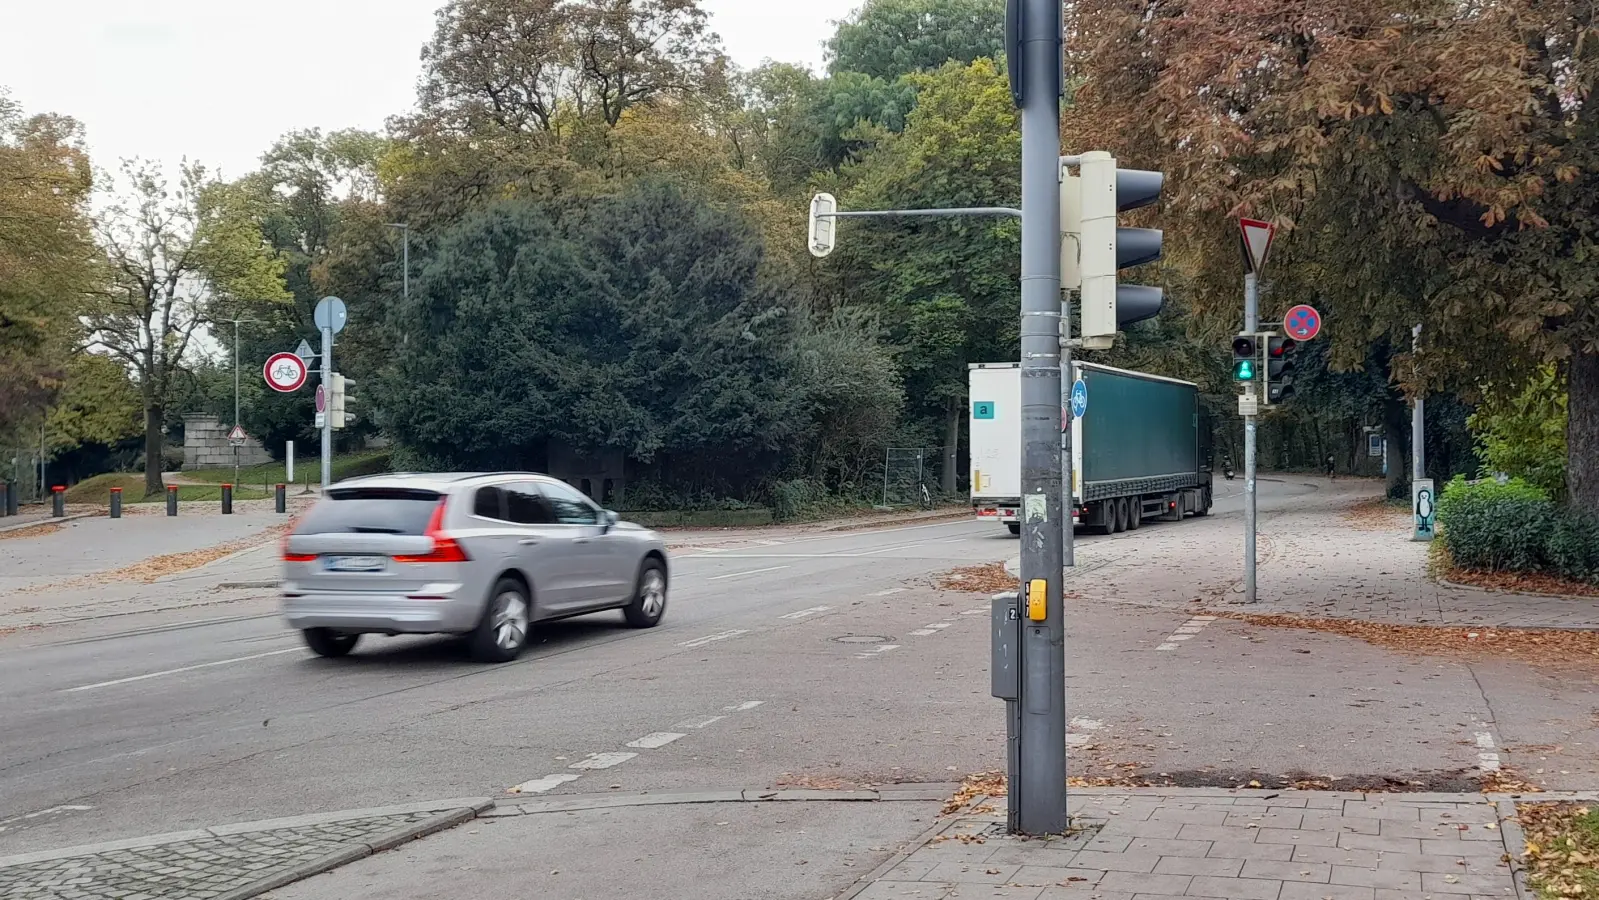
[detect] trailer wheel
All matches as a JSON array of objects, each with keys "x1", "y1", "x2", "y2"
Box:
[
  {"x1": 1111, "y1": 498, "x2": 1127, "y2": 533},
  {"x1": 1090, "y1": 503, "x2": 1114, "y2": 535},
  {"x1": 1126, "y1": 499, "x2": 1142, "y2": 530},
  {"x1": 1193, "y1": 486, "x2": 1212, "y2": 517},
  {"x1": 1005, "y1": 521, "x2": 1021, "y2": 536}
]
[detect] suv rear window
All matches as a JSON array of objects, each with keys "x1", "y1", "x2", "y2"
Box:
[{"x1": 294, "y1": 488, "x2": 442, "y2": 535}]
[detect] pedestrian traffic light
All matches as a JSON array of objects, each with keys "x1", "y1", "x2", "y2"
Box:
[
  {"x1": 1064, "y1": 151, "x2": 1164, "y2": 350},
  {"x1": 808, "y1": 193, "x2": 837, "y2": 259},
  {"x1": 1264, "y1": 334, "x2": 1299, "y2": 405},
  {"x1": 1232, "y1": 333, "x2": 1260, "y2": 382}
]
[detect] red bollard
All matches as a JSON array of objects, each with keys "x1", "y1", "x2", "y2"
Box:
[
  {"x1": 110, "y1": 486, "x2": 122, "y2": 518},
  {"x1": 51, "y1": 486, "x2": 65, "y2": 518}
]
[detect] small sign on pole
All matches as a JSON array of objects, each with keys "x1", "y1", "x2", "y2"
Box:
[
  {"x1": 227, "y1": 425, "x2": 248, "y2": 446},
  {"x1": 1412, "y1": 478, "x2": 1436, "y2": 542},
  {"x1": 1282, "y1": 304, "x2": 1323, "y2": 341},
  {"x1": 264, "y1": 352, "x2": 309, "y2": 393},
  {"x1": 1239, "y1": 217, "x2": 1276, "y2": 274}
]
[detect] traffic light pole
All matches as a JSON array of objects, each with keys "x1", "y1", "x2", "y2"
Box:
[
  {"x1": 1243, "y1": 273, "x2": 1259, "y2": 604},
  {"x1": 321, "y1": 325, "x2": 333, "y2": 492},
  {"x1": 1013, "y1": 0, "x2": 1068, "y2": 835}
]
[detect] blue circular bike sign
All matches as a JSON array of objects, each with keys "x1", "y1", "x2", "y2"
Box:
[{"x1": 1070, "y1": 379, "x2": 1088, "y2": 418}]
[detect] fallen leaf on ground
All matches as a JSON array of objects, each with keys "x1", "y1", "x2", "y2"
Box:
[
  {"x1": 24, "y1": 524, "x2": 290, "y2": 591},
  {"x1": 1520, "y1": 802, "x2": 1599, "y2": 899},
  {"x1": 0, "y1": 523, "x2": 63, "y2": 542},
  {"x1": 1342, "y1": 498, "x2": 1410, "y2": 531},
  {"x1": 935, "y1": 563, "x2": 1015, "y2": 594},
  {"x1": 1207, "y1": 611, "x2": 1599, "y2": 670},
  {"x1": 1446, "y1": 565, "x2": 1599, "y2": 599}
]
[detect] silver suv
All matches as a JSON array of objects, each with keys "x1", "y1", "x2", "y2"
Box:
[{"x1": 281, "y1": 473, "x2": 669, "y2": 662}]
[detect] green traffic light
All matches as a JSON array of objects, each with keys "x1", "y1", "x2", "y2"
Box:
[{"x1": 1233, "y1": 360, "x2": 1257, "y2": 381}]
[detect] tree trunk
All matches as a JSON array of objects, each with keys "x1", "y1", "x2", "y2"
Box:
[
  {"x1": 942, "y1": 399, "x2": 959, "y2": 495},
  {"x1": 1568, "y1": 349, "x2": 1599, "y2": 511},
  {"x1": 143, "y1": 402, "x2": 164, "y2": 497},
  {"x1": 1383, "y1": 394, "x2": 1409, "y2": 498}
]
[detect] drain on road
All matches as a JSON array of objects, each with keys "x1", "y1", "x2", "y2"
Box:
[{"x1": 833, "y1": 634, "x2": 892, "y2": 644}]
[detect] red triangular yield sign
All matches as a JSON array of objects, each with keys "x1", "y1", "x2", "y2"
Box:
[
  {"x1": 1238, "y1": 218, "x2": 1276, "y2": 273},
  {"x1": 228, "y1": 425, "x2": 247, "y2": 441}
]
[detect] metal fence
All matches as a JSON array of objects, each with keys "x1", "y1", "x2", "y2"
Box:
[
  {"x1": 2, "y1": 448, "x2": 45, "y2": 507},
  {"x1": 881, "y1": 447, "x2": 951, "y2": 509}
]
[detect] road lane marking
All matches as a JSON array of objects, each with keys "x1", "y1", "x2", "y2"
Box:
[
  {"x1": 0, "y1": 805, "x2": 94, "y2": 834},
  {"x1": 909, "y1": 629, "x2": 935, "y2": 636},
  {"x1": 724, "y1": 701, "x2": 764, "y2": 712},
  {"x1": 960, "y1": 607, "x2": 987, "y2": 615},
  {"x1": 871, "y1": 588, "x2": 908, "y2": 597},
  {"x1": 509, "y1": 774, "x2": 581, "y2": 794},
  {"x1": 569, "y1": 752, "x2": 637, "y2": 770},
  {"x1": 909, "y1": 622, "x2": 952, "y2": 636},
  {"x1": 626, "y1": 732, "x2": 686, "y2": 749},
  {"x1": 679, "y1": 629, "x2": 749, "y2": 649},
  {"x1": 1475, "y1": 727, "x2": 1502, "y2": 772},
  {"x1": 709, "y1": 565, "x2": 791, "y2": 580},
  {"x1": 1156, "y1": 616, "x2": 1215, "y2": 651},
  {"x1": 856, "y1": 644, "x2": 900, "y2": 659},
  {"x1": 923, "y1": 623, "x2": 950, "y2": 630},
  {"x1": 63, "y1": 647, "x2": 302, "y2": 692},
  {"x1": 676, "y1": 715, "x2": 725, "y2": 729},
  {"x1": 780, "y1": 606, "x2": 832, "y2": 620},
  {"x1": 1066, "y1": 717, "x2": 1106, "y2": 748}
]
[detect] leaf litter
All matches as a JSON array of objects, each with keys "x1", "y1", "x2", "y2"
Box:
[
  {"x1": 1209, "y1": 611, "x2": 1599, "y2": 669},
  {"x1": 934, "y1": 563, "x2": 1016, "y2": 594},
  {"x1": 1519, "y1": 802, "x2": 1599, "y2": 899},
  {"x1": 22, "y1": 524, "x2": 291, "y2": 591}
]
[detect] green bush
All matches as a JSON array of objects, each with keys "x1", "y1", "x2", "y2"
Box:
[
  {"x1": 1437, "y1": 476, "x2": 1555, "y2": 572},
  {"x1": 1546, "y1": 510, "x2": 1599, "y2": 582}
]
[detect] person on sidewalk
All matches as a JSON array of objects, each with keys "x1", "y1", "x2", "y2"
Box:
[{"x1": 1325, "y1": 454, "x2": 1336, "y2": 480}]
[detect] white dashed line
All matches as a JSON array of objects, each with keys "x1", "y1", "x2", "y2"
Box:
[
  {"x1": 63, "y1": 648, "x2": 303, "y2": 692},
  {"x1": 569, "y1": 752, "x2": 637, "y2": 770},
  {"x1": 679, "y1": 629, "x2": 749, "y2": 648},
  {"x1": 509, "y1": 774, "x2": 581, "y2": 794},
  {"x1": 725, "y1": 701, "x2": 765, "y2": 712},
  {"x1": 1156, "y1": 616, "x2": 1216, "y2": 651},
  {"x1": 923, "y1": 623, "x2": 950, "y2": 630},
  {"x1": 856, "y1": 644, "x2": 900, "y2": 659},
  {"x1": 780, "y1": 606, "x2": 832, "y2": 620},
  {"x1": 1066, "y1": 717, "x2": 1106, "y2": 747},
  {"x1": 870, "y1": 588, "x2": 908, "y2": 596},
  {"x1": 675, "y1": 715, "x2": 725, "y2": 729},
  {"x1": 1475, "y1": 727, "x2": 1502, "y2": 772},
  {"x1": 626, "y1": 732, "x2": 686, "y2": 750},
  {"x1": 709, "y1": 565, "x2": 791, "y2": 580},
  {"x1": 960, "y1": 607, "x2": 988, "y2": 616}
]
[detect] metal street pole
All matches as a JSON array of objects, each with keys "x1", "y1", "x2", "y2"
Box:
[
  {"x1": 1411, "y1": 323, "x2": 1425, "y2": 482},
  {"x1": 1243, "y1": 273, "x2": 1259, "y2": 604},
  {"x1": 1013, "y1": 0, "x2": 1068, "y2": 835},
  {"x1": 321, "y1": 325, "x2": 333, "y2": 492},
  {"x1": 234, "y1": 319, "x2": 241, "y2": 487}
]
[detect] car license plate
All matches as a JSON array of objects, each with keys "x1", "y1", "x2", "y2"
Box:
[{"x1": 325, "y1": 555, "x2": 386, "y2": 573}]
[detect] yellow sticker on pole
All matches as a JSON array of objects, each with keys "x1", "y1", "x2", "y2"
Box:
[{"x1": 1026, "y1": 579, "x2": 1047, "y2": 621}]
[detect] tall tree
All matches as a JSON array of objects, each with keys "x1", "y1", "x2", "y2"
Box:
[
  {"x1": 832, "y1": 58, "x2": 1021, "y2": 487},
  {"x1": 89, "y1": 161, "x2": 290, "y2": 494},
  {"x1": 0, "y1": 90, "x2": 96, "y2": 439},
  {"x1": 1066, "y1": 0, "x2": 1599, "y2": 509},
  {"x1": 826, "y1": 0, "x2": 1006, "y2": 81}
]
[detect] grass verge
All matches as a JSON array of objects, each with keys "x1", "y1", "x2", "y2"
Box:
[{"x1": 1521, "y1": 802, "x2": 1599, "y2": 899}]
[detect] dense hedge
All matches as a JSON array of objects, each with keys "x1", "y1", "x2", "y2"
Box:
[{"x1": 1437, "y1": 476, "x2": 1599, "y2": 582}]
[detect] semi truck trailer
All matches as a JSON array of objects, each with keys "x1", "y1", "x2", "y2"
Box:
[{"x1": 968, "y1": 361, "x2": 1213, "y2": 535}]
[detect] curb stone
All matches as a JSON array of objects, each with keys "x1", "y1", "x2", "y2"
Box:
[
  {"x1": 0, "y1": 798, "x2": 491, "y2": 900},
  {"x1": 832, "y1": 792, "x2": 994, "y2": 900},
  {"x1": 1495, "y1": 799, "x2": 1533, "y2": 900},
  {"x1": 0, "y1": 513, "x2": 90, "y2": 534},
  {"x1": 489, "y1": 785, "x2": 964, "y2": 817}
]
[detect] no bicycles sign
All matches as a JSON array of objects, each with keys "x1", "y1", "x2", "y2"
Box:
[{"x1": 264, "y1": 352, "x2": 309, "y2": 393}]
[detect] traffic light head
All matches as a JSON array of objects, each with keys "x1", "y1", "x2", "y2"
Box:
[
  {"x1": 1265, "y1": 335, "x2": 1299, "y2": 404},
  {"x1": 1232, "y1": 333, "x2": 1259, "y2": 381},
  {"x1": 1072, "y1": 151, "x2": 1165, "y2": 349}
]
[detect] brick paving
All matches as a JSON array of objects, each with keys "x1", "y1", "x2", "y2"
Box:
[
  {"x1": 0, "y1": 810, "x2": 447, "y2": 899},
  {"x1": 851, "y1": 789, "x2": 1521, "y2": 900},
  {"x1": 1057, "y1": 477, "x2": 1599, "y2": 630}
]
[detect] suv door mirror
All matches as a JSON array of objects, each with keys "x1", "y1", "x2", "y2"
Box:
[{"x1": 601, "y1": 509, "x2": 620, "y2": 532}]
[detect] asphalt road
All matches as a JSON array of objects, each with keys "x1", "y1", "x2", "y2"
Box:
[{"x1": 0, "y1": 476, "x2": 1578, "y2": 865}]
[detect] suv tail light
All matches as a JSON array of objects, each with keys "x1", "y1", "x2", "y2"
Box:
[
  {"x1": 282, "y1": 531, "x2": 316, "y2": 562},
  {"x1": 393, "y1": 499, "x2": 471, "y2": 563}
]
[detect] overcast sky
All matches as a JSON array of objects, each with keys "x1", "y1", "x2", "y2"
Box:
[{"x1": 0, "y1": 0, "x2": 859, "y2": 180}]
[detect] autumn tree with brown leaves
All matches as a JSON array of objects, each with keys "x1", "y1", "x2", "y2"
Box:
[{"x1": 1066, "y1": 0, "x2": 1599, "y2": 507}]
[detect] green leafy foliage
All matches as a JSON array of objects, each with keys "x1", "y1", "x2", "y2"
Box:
[
  {"x1": 826, "y1": 0, "x2": 1005, "y2": 81},
  {"x1": 1437, "y1": 476, "x2": 1554, "y2": 573},
  {"x1": 1468, "y1": 367, "x2": 1567, "y2": 499}
]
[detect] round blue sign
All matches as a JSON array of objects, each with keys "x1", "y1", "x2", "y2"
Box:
[{"x1": 1070, "y1": 379, "x2": 1088, "y2": 418}]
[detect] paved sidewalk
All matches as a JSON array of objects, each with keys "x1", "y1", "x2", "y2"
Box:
[
  {"x1": 848, "y1": 788, "x2": 1523, "y2": 900},
  {"x1": 1054, "y1": 478, "x2": 1599, "y2": 630},
  {"x1": 0, "y1": 799, "x2": 491, "y2": 900}
]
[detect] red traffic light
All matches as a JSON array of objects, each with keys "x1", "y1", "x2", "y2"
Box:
[{"x1": 1268, "y1": 337, "x2": 1297, "y2": 357}]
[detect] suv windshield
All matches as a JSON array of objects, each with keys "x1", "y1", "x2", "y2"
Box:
[{"x1": 294, "y1": 487, "x2": 442, "y2": 535}]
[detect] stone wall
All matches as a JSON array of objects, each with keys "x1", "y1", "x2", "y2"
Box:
[{"x1": 182, "y1": 414, "x2": 273, "y2": 470}]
